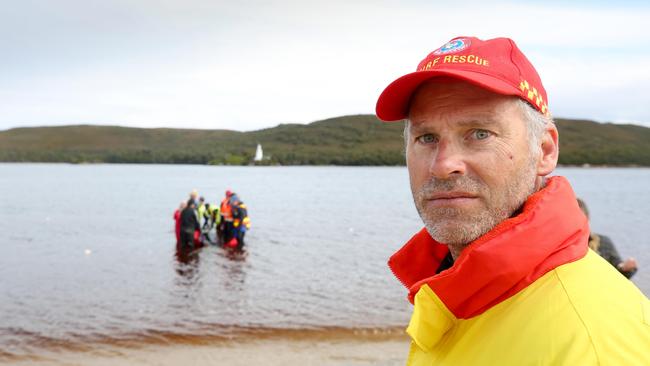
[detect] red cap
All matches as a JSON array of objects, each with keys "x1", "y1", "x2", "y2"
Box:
[
  {"x1": 225, "y1": 190, "x2": 232, "y2": 197},
  {"x1": 376, "y1": 36, "x2": 550, "y2": 121}
]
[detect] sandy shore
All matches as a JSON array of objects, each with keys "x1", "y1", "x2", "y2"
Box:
[{"x1": 5, "y1": 328, "x2": 410, "y2": 366}]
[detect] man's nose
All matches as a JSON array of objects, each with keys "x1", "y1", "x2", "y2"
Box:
[{"x1": 428, "y1": 140, "x2": 467, "y2": 179}]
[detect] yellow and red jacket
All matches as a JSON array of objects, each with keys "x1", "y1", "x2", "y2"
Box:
[
  {"x1": 389, "y1": 176, "x2": 650, "y2": 365},
  {"x1": 233, "y1": 203, "x2": 251, "y2": 230}
]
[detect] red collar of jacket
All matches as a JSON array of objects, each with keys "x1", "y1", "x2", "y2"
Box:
[{"x1": 388, "y1": 176, "x2": 590, "y2": 319}]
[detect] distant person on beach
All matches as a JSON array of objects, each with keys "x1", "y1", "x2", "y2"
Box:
[
  {"x1": 577, "y1": 198, "x2": 638, "y2": 278},
  {"x1": 173, "y1": 201, "x2": 187, "y2": 245},
  {"x1": 376, "y1": 36, "x2": 649, "y2": 364},
  {"x1": 179, "y1": 199, "x2": 200, "y2": 250}
]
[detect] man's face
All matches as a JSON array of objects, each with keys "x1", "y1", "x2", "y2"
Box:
[{"x1": 406, "y1": 79, "x2": 541, "y2": 251}]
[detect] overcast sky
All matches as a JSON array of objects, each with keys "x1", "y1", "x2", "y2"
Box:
[{"x1": 1, "y1": 0, "x2": 649, "y2": 131}]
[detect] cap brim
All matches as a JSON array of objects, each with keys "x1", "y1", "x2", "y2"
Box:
[{"x1": 375, "y1": 69, "x2": 521, "y2": 122}]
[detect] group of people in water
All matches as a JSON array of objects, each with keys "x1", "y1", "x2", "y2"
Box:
[
  {"x1": 173, "y1": 189, "x2": 250, "y2": 252},
  {"x1": 171, "y1": 189, "x2": 636, "y2": 277}
]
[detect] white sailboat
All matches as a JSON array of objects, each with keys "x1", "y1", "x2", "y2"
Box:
[{"x1": 254, "y1": 143, "x2": 263, "y2": 162}]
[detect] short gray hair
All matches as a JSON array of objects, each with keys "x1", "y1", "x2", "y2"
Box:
[
  {"x1": 517, "y1": 99, "x2": 554, "y2": 157},
  {"x1": 403, "y1": 98, "x2": 554, "y2": 157}
]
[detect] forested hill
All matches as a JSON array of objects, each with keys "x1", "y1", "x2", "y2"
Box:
[{"x1": 1, "y1": 115, "x2": 649, "y2": 166}]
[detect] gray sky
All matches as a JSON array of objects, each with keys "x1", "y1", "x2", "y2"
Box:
[{"x1": 2, "y1": 0, "x2": 649, "y2": 131}]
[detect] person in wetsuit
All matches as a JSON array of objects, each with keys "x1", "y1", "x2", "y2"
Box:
[
  {"x1": 577, "y1": 198, "x2": 638, "y2": 278},
  {"x1": 179, "y1": 199, "x2": 200, "y2": 250}
]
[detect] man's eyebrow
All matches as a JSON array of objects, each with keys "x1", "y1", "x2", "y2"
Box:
[
  {"x1": 409, "y1": 116, "x2": 501, "y2": 131},
  {"x1": 454, "y1": 117, "x2": 500, "y2": 127}
]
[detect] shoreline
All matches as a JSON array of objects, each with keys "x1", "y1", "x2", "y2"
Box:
[{"x1": 3, "y1": 326, "x2": 410, "y2": 366}]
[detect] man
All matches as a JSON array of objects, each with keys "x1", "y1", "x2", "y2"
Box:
[
  {"x1": 376, "y1": 36, "x2": 649, "y2": 365},
  {"x1": 577, "y1": 198, "x2": 638, "y2": 278},
  {"x1": 205, "y1": 202, "x2": 221, "y2": 238},
  {"x1": 179, "y1": 199, "x2": 200, "y2": 250},
  {"x1": 197, "y1": 196, "x2": 207, "y2": 227},
  {"x1": 196, "y1": 196, "x2": 205, "y2": 225},
  {"x1": 195, "y1": 201, "x2": 220, "y2": 245},
  {"x1": 189, "y1": 189, "x2": 199, "y2": 205},
  {"x1": 231, "y1": 196, "x2": 251, "y2": 250},
  {"x1": 220, "y1": 190, "x2": 235, "y2": 244}
]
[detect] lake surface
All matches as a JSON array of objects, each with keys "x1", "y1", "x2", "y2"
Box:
[{"x1": 1, "y1": 164, "x2": 648, "y2": 359}]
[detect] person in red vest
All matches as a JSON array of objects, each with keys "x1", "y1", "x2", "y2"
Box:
[
  {"x1": 219, "y1": 190, "x2": 234, "y2": 245},
  {"x1": 173, "y1": 201, "x2": 186, "y2": 246}
]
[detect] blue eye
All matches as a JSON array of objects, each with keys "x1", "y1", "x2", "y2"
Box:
[
  {"x1": 473, "y1": 129, "x2": 491, "y2": 140},
  {"x1": 417, "y1": 134, "x2": 437, "y2": 144}
]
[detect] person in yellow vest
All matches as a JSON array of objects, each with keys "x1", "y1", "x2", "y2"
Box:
[
  {"x1": 201, "y1": 202, "x2": 221, "y2": 243},
  {"x1": 207, "y1": 202, "x2": 221, "y2": 228},
  {"x1": 375, "y1": 36, "x2": 649, "y2": 365},
  {"x1": 197, "y1": 196, "x2": 207, "y2": 228}
]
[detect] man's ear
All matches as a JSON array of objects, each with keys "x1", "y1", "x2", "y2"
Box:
[{"x1": 537, "y1": 123, "x2": 559, "y2": 176}]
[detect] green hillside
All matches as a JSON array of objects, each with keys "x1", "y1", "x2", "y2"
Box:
[{"x1": 0, "y1": 115, "x2": 649, "y2": 166}]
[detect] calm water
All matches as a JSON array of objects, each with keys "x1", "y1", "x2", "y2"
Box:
[{"x1": 0, "y1": 164, "x2": 648, "y2": 358}]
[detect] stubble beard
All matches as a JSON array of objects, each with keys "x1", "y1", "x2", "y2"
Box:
[{"x1": 413, "y1": 158, "x2": 538, "y2": 257}]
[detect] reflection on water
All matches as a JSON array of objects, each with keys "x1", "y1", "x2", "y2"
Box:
[
  {"x1": 169, "y1": 243, "x2": 251, "y2": 328},
  {"x1": 174, "y1": 247, "x2": 201, "y2": 280},
  {"x1": 173, "y1": 244, "x2": 248, "y2": 291},
  {"x1": 216, "y1": 250, "x2": 248, "y2": 293}
]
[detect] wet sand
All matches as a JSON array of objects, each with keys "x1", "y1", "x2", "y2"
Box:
[{"x1": 5, "y1": 328, "x2": 410, "y2": 366}]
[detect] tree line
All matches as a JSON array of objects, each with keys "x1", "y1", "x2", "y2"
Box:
[{"x1": 1, "y1": 115, "x2": 648, "y2": 166}]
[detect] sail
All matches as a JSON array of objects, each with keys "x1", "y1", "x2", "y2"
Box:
[{"x1": 254, "y1": 144, "x2": 263, "y2": 161}]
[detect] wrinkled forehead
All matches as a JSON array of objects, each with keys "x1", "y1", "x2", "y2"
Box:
[{"x1": 407, "y1": 79, "x2": 521, "y2": 126}]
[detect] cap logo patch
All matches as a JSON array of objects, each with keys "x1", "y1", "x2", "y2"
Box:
[{"x1": 433, "y1": 38, "x2": 470, "y2": 55}]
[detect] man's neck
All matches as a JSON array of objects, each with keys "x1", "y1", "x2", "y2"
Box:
[{"x1": 448, "y1": 245, "x2": 464, "y2": 261}]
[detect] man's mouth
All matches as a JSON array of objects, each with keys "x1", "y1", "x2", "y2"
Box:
[{"x1": 425, "y1": 192, "x2": 478, "y2": 207}]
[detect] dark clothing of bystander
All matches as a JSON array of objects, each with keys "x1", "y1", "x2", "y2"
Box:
[
  {"x1": 180, "y1": 206, "x2": 200, "y2": 249},
  {"x1": 589, "y1": 233, "x2": 637, "y2": 279}
]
